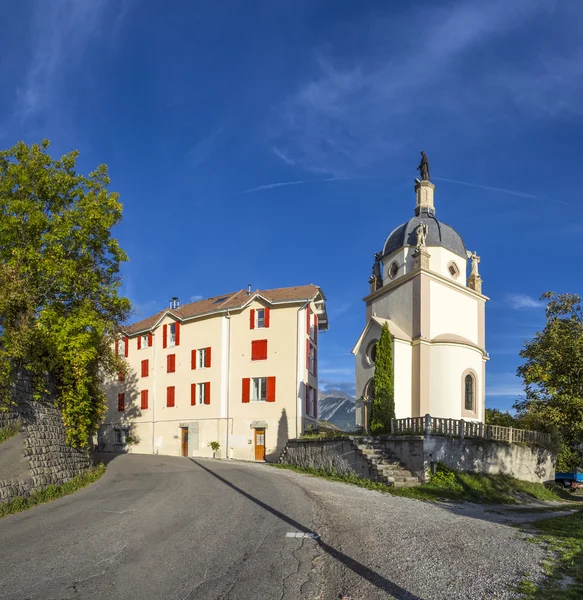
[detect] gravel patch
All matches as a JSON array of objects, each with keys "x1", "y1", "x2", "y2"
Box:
[{"x1": 266, "y1": 466, "x2": 548, "y2": 600}]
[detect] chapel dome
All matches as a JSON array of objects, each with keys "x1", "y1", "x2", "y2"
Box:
[{"x1": 382, "y1": 209, "x2": 467, "y2": 259}]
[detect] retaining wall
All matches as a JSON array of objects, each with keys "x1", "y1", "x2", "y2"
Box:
[
  {"x1": 281, "y1": 434, "x2": 556, "y2": 484},
  {"x1": 0, "y1": 371, "x2": 92, "y2": 503}
]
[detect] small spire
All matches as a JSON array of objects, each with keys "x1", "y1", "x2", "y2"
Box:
[{"x1": 414, "y1": 151, "x2": 435, "y2": 216}]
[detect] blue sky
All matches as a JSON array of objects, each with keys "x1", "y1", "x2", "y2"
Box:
[{"x1": 1, "y1": 0, "x2": 581, "y2": 408}]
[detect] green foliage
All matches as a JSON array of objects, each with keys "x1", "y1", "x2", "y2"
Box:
[
  {"x1": 0, "y1": 463, "x2": 106, "y2": 520},
  {"x1": 208, "y1": 441, "x2": 220, "y2": 452},
  {"x1": 515, "y1": 292, "x2": 583, "y2": 471},
  {"x1": 370, "y1": 322, "x2": 395, "y2": 434},
  {"x1": 0, "y1": 421, "x2": 20, "y2": 444},
  {"x1": 0, "y1": 140, "x2": 130, "y2": 447},
  {"x1": 270, "y1": 462, "x2": 567, "y2": 504},
  {"x1": 486, "y1": 408, "x2": 523, "y2": 428},
  {"x1": 517, "y1": 509, "x2": 583, "y2": 599}
]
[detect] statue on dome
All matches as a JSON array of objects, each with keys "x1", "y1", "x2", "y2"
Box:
[
  {"x1": 417, "y1": 151, "x2": 430, "y2": 181},
  {"x1": 468, "y1": 251, "x2": 481, "y2": 276},
  {"x1": 415, "y1": 223, "x2": 428, "y2": 250}
]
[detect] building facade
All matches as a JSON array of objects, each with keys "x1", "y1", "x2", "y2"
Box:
[
  {"x1": 352, "y1": 167, "x2": 488, "y2": 427},
  {"x1": 99, "y1": 285, "x2": 327, "y2": 461}
]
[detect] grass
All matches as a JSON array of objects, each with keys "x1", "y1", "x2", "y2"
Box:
[
  {"x1": 270, "y1": 462, "x2": 576, "y2": 504},
  {"x1": 0, "y1": 463, "x2": 106, "y2": 520},
  {"x1": 516, "y1": 508, "x2": 583, "y2": 599},
  {"x1": 0, "y1": 421, "x2": 20, "y2": 444}
]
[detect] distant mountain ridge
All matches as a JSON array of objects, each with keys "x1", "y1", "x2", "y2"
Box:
[{"x1": 318, "y1": 389, "x2": 356, "y2": 432}]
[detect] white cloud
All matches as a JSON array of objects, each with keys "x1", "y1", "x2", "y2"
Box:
[
  {"x1": 486, "y1": 373, "x2": 525, "y2": 398},
  {"x1": 272, "y1": 0, "x2": 582, "y2": 175},
  {"x1": 506, "y1": 294, "x2": 543, "y2": 310},
  {"x1": 190, "y1": 295, "x2": 204, "y2": 302}
]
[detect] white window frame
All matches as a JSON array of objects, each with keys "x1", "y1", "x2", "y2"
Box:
[
  {"x1": 169, "y1": 323, "x2": 176, "y2": 346},
  {"x1": 141, "y1": 334, "x2": 150, "y2": 348},
  {"x1": 251, "y1": 377, "x2": 267, "y2": 402},
  {"x1": 256, "y1": 309, "x2": 265, "y2": 328},
  {"x1": 198, "y1": 348, "x2": 207, "y2": 369},
  {"x1": 116, "y1": 341, "x2": 124, "y2": 356},
  {"x1": 197, "y1": 382, "x2": 205, "y2": 405}
]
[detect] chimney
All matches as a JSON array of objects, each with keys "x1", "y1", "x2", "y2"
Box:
[
  {"x1": 247, "y1": 284, "x2": 252, "y2": 295},
  {"x1": 170, "y1": 297, "x2": 179, "y2": 309}
]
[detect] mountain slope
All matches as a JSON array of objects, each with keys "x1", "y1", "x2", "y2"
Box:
[{"x1": 318, "y1": 390, "x2": 356, "y2": 431}]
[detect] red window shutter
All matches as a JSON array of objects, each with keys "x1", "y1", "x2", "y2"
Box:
[
  {"x1": 204, "y1": 382, "x2": 211, "y2": 405},
  {"x1": 167, "y1": 354, "x2": 176, "y2": 373},
  {"x1": 250, "y1": 309, "x2": 255, "y2": 329},
  {"x1": 205, "y1": 347, "x2": 211, "y2": 368},
  {"x1": 264, "y1": 307, "x2": 270, "y2": 328},
  {"x1": 148, "y1": 333, "x2": 153, "y2": 346},
  {"x1": 167, "y1": 386, "x2": 175, "y2": 407},
  {"x1": 141, "y1": 359, "x2": 149, "y2": 378},
  {"x1": 124, "y1": 336, "x2": 129, "y2": 357},
  {"x1": 314, "y1": 389, "x2": 318, "y2": 419},
  {"x1": 175, "y1": 322, "x2": 180, "y2": 346},
  {"x1": 242, "y1": 378, "x2": 250, "y2": 403},
  {"x1": 191, "y1": 349, "x2": 197, "y2": 370},
  {"x1": 191, "y1": 383, "x2": 196, "y2": 406},
  {"x1": 137, "y1": 336, "x2": 142, "y2": 350},
  {"x1": 251, "y1": 340, "x2": 259, "y2": 361},
  {"x1": 118, "y1": 393, "x2": 125, "y2": 412},
  {"x1": 306, "y1": 305, "x2": 311, "y2": 335},
  {"x1": 115, "y1": 339, "x2": 119, "y2": 355},
  {"x1": 306, "y1": 339, "x2": 310, "y2": 370},
  {"x1": 163, "y1": 324, "x2": 168, "y2": 348},
  {"x1": 141, "y1": 390, "x2": 148, "y2": 410},
  {"x1": 266, "y1": 377, "x2": 276, "y2": 402}
]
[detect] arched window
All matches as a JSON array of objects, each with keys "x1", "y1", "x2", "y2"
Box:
[
  {"x1": 464, "y1": 374, "x2": 475, "y2": 411},
  {"x1": 364, "y1": 378, "x2": 375, "y2": 399}
]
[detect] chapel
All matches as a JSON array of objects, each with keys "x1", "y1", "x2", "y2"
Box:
[{"x1": 352, "y1": 153, "x2": 488, "y2": 427}]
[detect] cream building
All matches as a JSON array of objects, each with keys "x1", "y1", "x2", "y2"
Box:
[
  {"x1": 352, "y1": 165, "x2": 488, "y2": 427},
  {"x1": 99, "y1": 285, "x2": 327, "y2": 461}
]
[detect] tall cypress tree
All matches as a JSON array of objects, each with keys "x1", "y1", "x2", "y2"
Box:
[{"x1": 370, "y1": 322, "x2": 395, "y2": 434}]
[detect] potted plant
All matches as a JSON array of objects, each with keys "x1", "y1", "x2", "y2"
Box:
[{"x1": 208, "y1": 441, "x2": 220, "y2": 458}]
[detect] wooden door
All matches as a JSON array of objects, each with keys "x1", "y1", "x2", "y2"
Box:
[
  {"x1": 181, "y1": 428, "x2": 189, "y2": 457},
  {"x1": 254, "y1": 429, "x2": 265, "y2": 461}
]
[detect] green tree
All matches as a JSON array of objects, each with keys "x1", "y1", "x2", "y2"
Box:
[
  {"x1": 485, "y1": 408, "x2": 522, "y2": 428},
  {"x1": 515, "y1": 292, "x2": 583, "y2": 471},
  {"x1": 370, "y1": 322, "x2": 395, "y2": 434},
  {"x1": 0, "y1": 140, "x2": 130, "y2": 447}
]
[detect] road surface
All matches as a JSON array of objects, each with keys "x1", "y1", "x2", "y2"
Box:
[{"x1": 0, "y1": 455, "x2": 546, "y2": 599}]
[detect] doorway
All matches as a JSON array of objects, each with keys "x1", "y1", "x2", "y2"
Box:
[
  {"x1": 254, "y1": 428, "x2": 265, "y2": 461},
  {"x1": 181, "y1": 428, "x2": 189, "y2": 457}
]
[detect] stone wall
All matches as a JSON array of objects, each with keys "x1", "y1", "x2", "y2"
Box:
[
  {"x1": 281, "y1": 438, "x2": 382, "y2": 481},
  {"x1": 0, "y1": 371, "x2": 92, "y2": 503},
  {"x1": 280, "y1": 434, "x2": 556, "y2": 484}
]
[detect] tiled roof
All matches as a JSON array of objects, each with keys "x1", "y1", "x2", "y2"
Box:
[{"x1": 123, "y1": 284, "x2": 323, "y2": 335}]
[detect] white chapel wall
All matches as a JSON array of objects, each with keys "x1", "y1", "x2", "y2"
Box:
[
  {"x1": 429, "y1": 247, "x2": 467, "y2": 286},
  {"x1": 429, "y1": 280, "x2": 478, "y2": 343},
  {"x1": 394, "y1": 340, "x2": 412, "y2": 419}
]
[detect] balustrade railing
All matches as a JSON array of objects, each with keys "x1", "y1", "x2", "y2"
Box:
[{"x1": 390, "y1": 415, "x2": 551, "y2": 448}]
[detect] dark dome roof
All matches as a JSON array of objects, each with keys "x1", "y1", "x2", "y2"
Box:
[{"x1": 382, "y1": 210, "x2": 467, "y2": 259}]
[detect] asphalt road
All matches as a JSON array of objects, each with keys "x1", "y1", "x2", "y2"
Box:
[{"x1": 0, "y1": 455, "x2": 547, "y2": 600}]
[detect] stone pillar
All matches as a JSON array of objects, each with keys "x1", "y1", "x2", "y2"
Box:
[
  {"x1": 468, "y1": 272, "x2": 483, "y2": 293},
  {"x1": 414, "y1": 180, "x2": 435, "y2": 215},
  {"x1": 412, "y1": 248, "x2": 431, "y2": 271}
]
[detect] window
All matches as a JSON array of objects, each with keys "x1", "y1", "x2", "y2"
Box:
[
  {"x1": 305, "y1": 386, "x2": 312, "y2": 416},
  {"x1": 448, "y1": 261, "x2": 460, "y2": 279},
  {"x1": 252, "y1": 377, "x2": 267, "y2": 402},
  {"x1": 114, "y1": 428, "x2": 129, "y2": 445},
  {"x1": 141, "y1": 334, "x2": 150, "y2": 348},
  {"x1": 167, "y1": 354, "x2": 176, "y2": 373},
  {"x1": 464, "y1": 374, "x2": 475, "y2": 411},
  {"x1": 167, "y1": 386, "x2": 175, "y2": 408},
  {"x1": 117, "y1": 393, "x2": 125, "y2": 412},
  {"x1": 198, "y1": 347, "x2": 209, "y2": 368},
  {"x1": 250, "y1": 308, "x2": 270, "y2": 329},
  {"x1": 169, "y1": 323, "x2": 176, "y2": 346},
  {"x1": 251, "y1": 340, "x2": 268, "y2": 361},
  {"x1": 141, "y1": 359, "x2": 149, "y2": 378},
  {"x1": 366, "y1": 340, "x2": 378, "y2": 366},
  {"x1": 115, "y1": 339, "x2": 125, "y2": 356},
  {"x1": 307, "y1": 342, "x2": 317, "y2": 374},
  {"x1": 388, "y1": 262, "x2": 398, "y2": 279},
  {"x1": 140, "y1": 390, "x2": 149, "y2": 410},
  {"x1": 117, "y1": 371, "x2": 125, "y2": 382},
  {"x1": 196, "y1": 382, "x2": 210, "y2": 405},
  {"x1": 364, "y1": 378, "x2": 375, "y2": 398}
]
